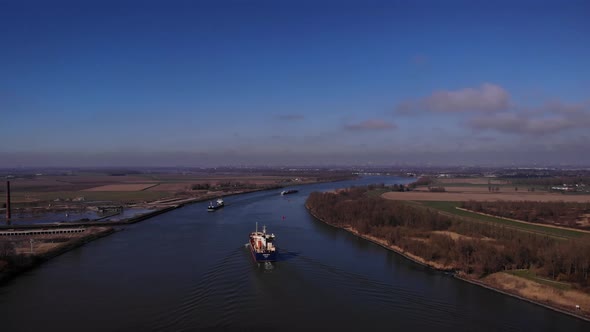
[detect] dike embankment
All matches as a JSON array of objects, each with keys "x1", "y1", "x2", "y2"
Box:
[{"x1": 0, "y1": 227, "x2": 115, "y2": 285}]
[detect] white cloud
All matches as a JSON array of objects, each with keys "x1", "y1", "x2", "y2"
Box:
[
  {"x1": 468, "y1": 100, "x2": 590, "y2": 135},
  {"x1": 396, "y1": 83, "x2": 510, "y2": 113}
]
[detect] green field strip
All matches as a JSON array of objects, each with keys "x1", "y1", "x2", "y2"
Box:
[
  {"x1": 506, "y1": 269, "x2": 572, "y2": 290},
  {"x1": 418, "y1": 201, "x2": 586, "y2": 239}
]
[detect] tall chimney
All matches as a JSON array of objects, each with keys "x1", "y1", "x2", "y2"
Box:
[{"x1": 6, "y1": 181, "x2": 10, "y2": 220}]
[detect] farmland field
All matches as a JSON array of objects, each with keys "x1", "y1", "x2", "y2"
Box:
[
  {"x1": 382, "y1": 191, "x2": 590, "y2": 202},
  {"x1": 84, "y1": 184, "x2": 159, "y2": 191},
  {"x1": 416, "y1": 201, "x2": 587, "y2": 239}
]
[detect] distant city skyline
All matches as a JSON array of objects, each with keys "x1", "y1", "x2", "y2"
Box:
[{"x1": 1, "y1": 1, "x2": 589, "y2": 167}]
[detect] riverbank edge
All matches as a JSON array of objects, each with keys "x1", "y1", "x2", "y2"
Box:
[
  {"x1": 171, "y1": 175, "x2": 359, "y2": 208},
  {"x1": 0, "y1": 176, "x2": 360, "y2": 284},
  {"x1": 0, "y1": 227, "x2": 115, "y2": 285},
  {"x1": 305, "y1": 203, "x2": 590, "y2": 322},
  {"x1": 0, "y1": 187, "x2": 283, "y2": 283},
  {"x1": 454, "y1": 274, "x2": 590, "y2": 322}
]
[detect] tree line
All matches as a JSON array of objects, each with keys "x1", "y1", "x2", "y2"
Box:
[
  {"x1": 407, "y1": 176, "x2": 433, "y2": 189},
  {"x1": 306, "y1": 187, "x2": 590, "y2": 288}
]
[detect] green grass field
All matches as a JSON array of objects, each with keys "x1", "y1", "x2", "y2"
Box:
[
  {"x1": 432, "y1": 183, "x2": 512, "y2": 188},
  {"x1": 135, "y1": 174, "x2": 287, "y2": 183},
  {"x1": 418, "y1": 201, "x2": 586, "y2": 239},
  {"x1": 506, "y1": 269, "x2": 572, "y2": 290}
]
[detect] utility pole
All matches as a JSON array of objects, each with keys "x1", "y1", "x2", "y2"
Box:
[{"x1": 6, "y1": 181, "x2": 11, "y2": 220}]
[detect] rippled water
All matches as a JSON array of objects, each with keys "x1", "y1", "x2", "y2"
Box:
[{"x1": 1, "y1": 176, "x2": 588, "y2": 331}]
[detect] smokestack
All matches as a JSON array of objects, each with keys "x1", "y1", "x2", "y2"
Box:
[{"x1": 6, "y1": 181, "x2": 10, "y2": 220}]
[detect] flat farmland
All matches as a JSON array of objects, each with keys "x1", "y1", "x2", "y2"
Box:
[
  {"x1": 1, "y1": 175, "x2": 155, "y2": 194},
  {"x1": 135, "y1": 174, "x2": 290, "y2": 184},
  {"x1": 382, "y1": 191, "x2": 590, "y2": 203},
  {"x1": 437, "y1": 178, "x2": 509, "y2": 185},
  {"x1": 84, "y1": 184, "x2": 159, "y2": 192},
  {"x1": 414, "y1": 186, "x2": 517, "y2": 193},
  {"x1": 50, "y1": 175, "x2": 148, "y2": 183},
  {"x1": 2, "y1": 177, "x2": 95, "y2": 192},
  {"x1": 144, "y1": 183, "x2": 186, "y2": 191},
  {"x1": 29, "y1": 190, "x2": 171, "y2": 203},
  {"x1": 2, "y1": 175, "x2": 163, "y2": 203},
  {"x1": 415, "y1": 201, "x2": 588, "y2": 238},
  {"x1": 1, "y1": 171, "x2": 318, "y2": 205}
]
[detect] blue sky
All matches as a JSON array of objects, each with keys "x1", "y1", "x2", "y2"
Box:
[{"x1": 1, "y1": 0, "x2": 589, "y2": 167}]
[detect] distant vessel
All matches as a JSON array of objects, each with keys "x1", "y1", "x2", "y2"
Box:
[
  {"x1": 280, "y1": 189, "x2": 299, "y2": 196},
  {"x1": 207, "y1": 198, "x2": 224, "y2": 212},
  {"x1": 249, "y1": 223, "x2": 277, "y2": 262}
]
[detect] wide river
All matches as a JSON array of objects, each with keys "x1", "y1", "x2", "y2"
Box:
[{"x1": 1, "y1": 176, "x2": 588, "y2": 331}]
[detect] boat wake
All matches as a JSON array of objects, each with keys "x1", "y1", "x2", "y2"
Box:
[
  {"x1": 283, "y1": 252, "x2": 480, "y2": 329},
  {"x1": 149, "y1": 247, "x2": 257, "y2": 331}
]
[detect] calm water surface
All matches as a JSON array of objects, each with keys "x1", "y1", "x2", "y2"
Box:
[{"x1": 1, "y1": 176, "x2": 588, "y2": 331}]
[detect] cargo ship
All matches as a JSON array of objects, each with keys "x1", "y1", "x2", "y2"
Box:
[
  {"x1": 280, "y1": 189, "x2": 299, "y2": 196},
  {"x1": 249, "y1": 223, "x2": 277, "y2": 262},
  {"x1": 207, "y1": 198, "x2": 224, "y2": 212}
]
